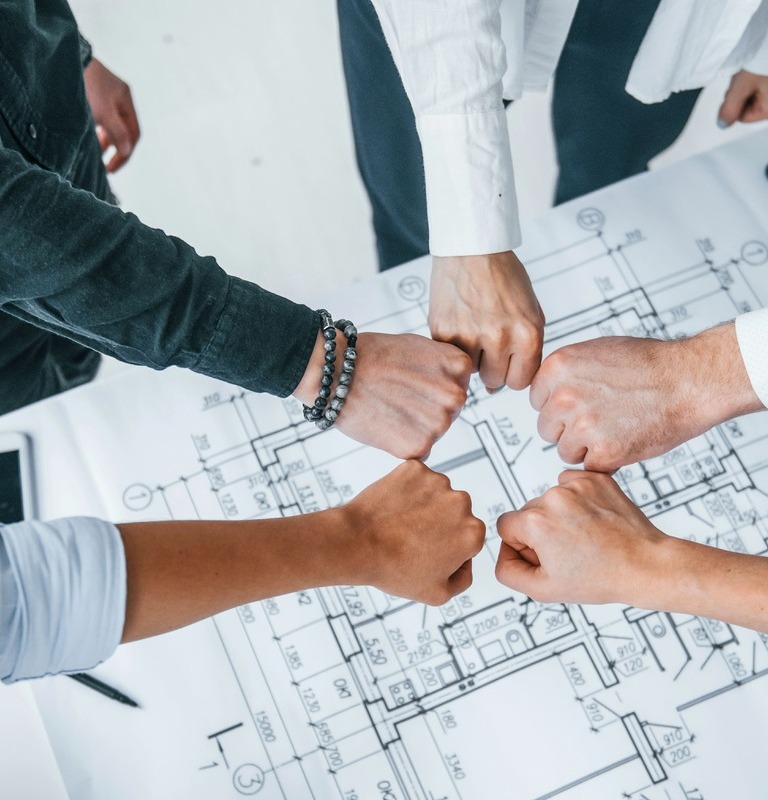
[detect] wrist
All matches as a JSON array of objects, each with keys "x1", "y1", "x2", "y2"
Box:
[
  {"x1": 322, "y1": 503, "x2": 377, "y2": 587},
  {"x1": 433, "y1": 250, "x2": 514, "y2": 271},
  {"x1": 292, "y1": 330, "x2": 326, "y2": 406},
  {"x1": 681, "y1": 323, "x2": 763, "y2": 426},
  {"x1": 625, "y1": 530, "x2": 683, "y2": 610}
]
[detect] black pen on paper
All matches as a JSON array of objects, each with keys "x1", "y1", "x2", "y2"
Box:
[{"x1": 66, "y1": 673, "x2": 140, "y2": 708}]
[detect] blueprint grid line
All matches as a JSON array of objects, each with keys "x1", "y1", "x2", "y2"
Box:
[{"x1": 26, "y1": 132, "x2": 768, "y2": 800}]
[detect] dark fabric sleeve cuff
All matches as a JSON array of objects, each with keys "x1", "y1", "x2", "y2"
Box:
[
  {"x1": 194, "y1": 276, "x2": 320, "y2": 398},
  {"x1": 78, "y1": 34, "x2": 93, "y2": 69}
]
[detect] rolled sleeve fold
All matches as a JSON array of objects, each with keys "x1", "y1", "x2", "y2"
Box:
[
  {"x1": 0, "y1": 517, "x2": 126, "y2": 683},
  {"x1": 735, "y1": 309, "x2": 768, "y2": 409}
]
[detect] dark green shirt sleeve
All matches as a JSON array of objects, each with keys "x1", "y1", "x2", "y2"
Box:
[{"x1": 0, "y1": 146, "x2": 319, "y2": 397}]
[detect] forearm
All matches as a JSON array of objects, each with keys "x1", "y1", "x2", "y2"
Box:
[
  {"x1": 635, "y1": 536, "x2": 768, "y2": 633},
  {"x1": 119, "y1": 509, "x2": 361, "y2": 642},
  {"x1": 0, "y1": 147, "x2": 318, "y2": 396},
  {"x1": 683, "y1": 322, "x2": 764, "y2": 426}
]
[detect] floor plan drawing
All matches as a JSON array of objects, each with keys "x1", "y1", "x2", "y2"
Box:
[{"x1": 25, "y1": 133, "x2": 768, "y2": 799}]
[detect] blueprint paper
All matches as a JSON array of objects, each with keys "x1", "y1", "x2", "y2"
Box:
[{"x1": 8, "y1": 131, "x2": 768, "y2": 799}]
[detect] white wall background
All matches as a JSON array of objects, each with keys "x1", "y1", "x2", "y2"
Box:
[{"x1": 0, "y1": 2, "x2": 764, "y2": 797}]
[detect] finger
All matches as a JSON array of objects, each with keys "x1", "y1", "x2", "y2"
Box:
[
  {"x1": 495, "y1": 542, "x2": 541, "y2": 593},
  {"x1": 496, "y1": 510, "x2": 541, "y2": 566},
  {"x1": 478, "y1": 345, "x2": 512, "y2": 391},
  {"x1": 104, "y1": 116, "x2": 134, "y2": 173},
  {"x1": 557, "y1": 469, "x2": 588, "y2": 487},
  {"x1": 96, "y1": 125, "x2": 110, "y2": 154},
  {"x1": 440, "y1": 334, "x2": 481, "y2": 373},
  {"x1": 536, "y1": 409, "x2": 564, "y2": 444},
  {"x1": 121, "y1": 98, "x2": 142, "y2": 147},
  {"x1": 556, "y1": 431, "x2": 587, "y2": 465},
  {"x1": 583, "y1": 448, "x2": 622, "y2": 474},
  {"x1": 528, "y1": 370, "x2": 550, "y2": 412},
  {"x1": 505, "y1": 344, "x2": 543, "y2": 392},
  {"x1": 505, "y1": 321, "x2": 544, "y2": 391},
  {"x1": 718, "y1": 84, "x2": 748, "y2": 127},
  {"x1": 497, "y1": 531, "x2": 541, "y2": 566},
  {"x1": 448, "y1": 560, "x2": 473, "y2": 595}
]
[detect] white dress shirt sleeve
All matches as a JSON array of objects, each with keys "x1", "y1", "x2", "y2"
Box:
[
  {"x1": 370, "y1": 0, "x2": 520, "y2": 256},
  {"x1": 735, "y1": 309, "x2": 768, "y2": 409},
  {"x1": 0, "y1": 517, "x2": 126, "y2": 683}
]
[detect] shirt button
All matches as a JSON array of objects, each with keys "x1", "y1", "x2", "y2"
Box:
[{"x1": 28, "y1": 123, "x2": 37, "y2": 140}]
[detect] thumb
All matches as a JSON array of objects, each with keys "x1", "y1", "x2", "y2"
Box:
[
  {"x1": 718, "y1": 78, "x2": 750, "y2": 128},
  {"x1": 495, "y1": 542, "x2": 541, "y2": 595},
  {"x1": 109, "y1": 116, "x2": 134, "y2": 157}
]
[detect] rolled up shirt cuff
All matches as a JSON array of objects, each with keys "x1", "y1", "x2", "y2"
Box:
[
  {"x1": 0, "y1": 517, "x2": 126, "y2": 683},
  {"x1": 417, "y1": 109, "x2": 521, "y2": 256},
  {"x1": 735, "y1": 309, "x2": 768, "y2": 409}
]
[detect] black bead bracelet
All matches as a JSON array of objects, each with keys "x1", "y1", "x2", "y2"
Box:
[
  {"x1": 302, "y1": 309, "x2": 336, "y2": 424},
  {"x1": 303, "y1": 312, "x2": 358, "y2": 431}
]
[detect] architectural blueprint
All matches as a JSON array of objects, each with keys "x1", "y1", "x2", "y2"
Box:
[{"x1": 20, "y1": 132, "x2": 768, "y2": 799}]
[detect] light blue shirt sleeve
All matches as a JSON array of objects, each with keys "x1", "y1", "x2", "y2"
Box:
[{"x1": 0, "y1": 517, "x2": 126, "y2": 683}]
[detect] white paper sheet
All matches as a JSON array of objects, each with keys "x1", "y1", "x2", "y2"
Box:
[{"x1": 4, "y1": 131, "x2": 768, "y2": 799}]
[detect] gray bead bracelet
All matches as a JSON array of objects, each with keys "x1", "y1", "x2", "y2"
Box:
[{"x1": 302, "y1": 309, "x2": 336, "y2": 424}]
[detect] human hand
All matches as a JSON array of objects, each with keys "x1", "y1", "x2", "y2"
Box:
[
  {"x1": 343, "y1": 461, "x2": 486, "y2": 605},
  {"x1": 529, "y1": 324, "x2": 760, "y2": 472},
  {"x1": 83, "y1": 58, "x2": 141, "y2": 172},
  {"x1": 495, "y1": 470, "x2": 666, "y2": 605},
  {"x1": 294, "y1": 330, "x2": 471, "y2": 460},
  {"x1": 429, "y1": 251, "x2": 545, "y2": 391},
  {"x1": 718, "y1": 70, "x2": 768, "y2": 126}
]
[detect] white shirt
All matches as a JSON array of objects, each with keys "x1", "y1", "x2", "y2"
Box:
[
  {"x1": 371, "y1": 0, "x2": 768, "y2": 405},
  {"x1": 0, "y1": 518, "x2": 125, "y2": 682},
  {"x1": 736, "y1": 309, "x2": 768, "y2": 408},
  {"x1": 371, "y1": 0, "x2": 768, "y2": 256}
]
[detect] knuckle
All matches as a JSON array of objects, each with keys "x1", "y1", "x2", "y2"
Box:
[
  {"x1": 546, "y1": 487, "x2": 571, "y2": 512},
  {"x1": 468, "y1": 515, "x2": 485, "y2": 541},
  {"x1": 486, "y1": 325, "x2": 510, "y2": 350},
  {"x1": 451, "y1": 349, "x2": 473, "y2": 376},
  {"x1": 542, "y1": 348, "x2": 566, "y2": 372},
  {"x1": 551, "y1": 385, "x2": 577, "y2": 411},
  {"x1": 517, "y1": 507, "x2": 542, "y2": 535},
  {"x1": 450, "y1": 383, "x2": 469, "y2": 409},
  {"x1": 514, "y1": 321, "x2": 543, "y2": 351},
  {"x1": 571, "y1": 413, "x2": 595, "y2": 437}
]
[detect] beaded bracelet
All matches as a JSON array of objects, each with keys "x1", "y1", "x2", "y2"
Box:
[
  {"x1": 302, "y1": 309, "x2": 336, "y2": 424},
  {"x1": 302, "y1": 313, "x2": 358, "y2": 431},
  {"x1": 315, "y1": 318, "x2": 358, "y2": 430}
]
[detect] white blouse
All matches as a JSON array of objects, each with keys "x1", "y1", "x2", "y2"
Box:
[{"x1": 370, "y1": 0, "x2": 768, "y2": 255}]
